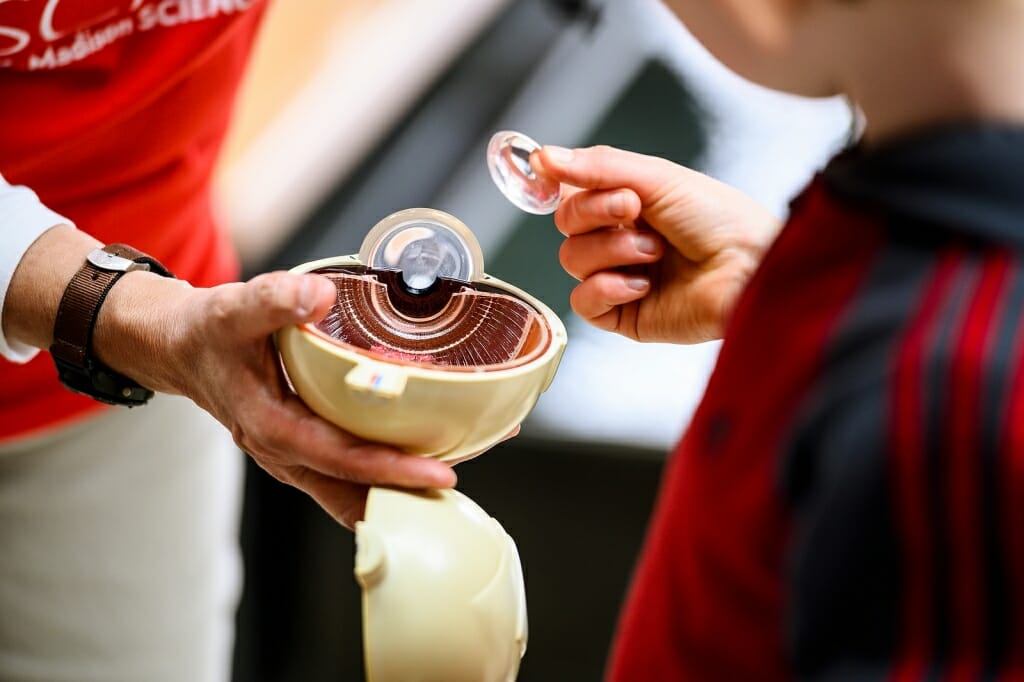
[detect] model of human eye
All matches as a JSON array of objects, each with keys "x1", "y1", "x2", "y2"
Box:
[
  {"x1": 275, "y1": 207, "x2": 566, "y2": 460},
  {"x1": 274, "y1": 134, "x2": 566, "y2": 682}
]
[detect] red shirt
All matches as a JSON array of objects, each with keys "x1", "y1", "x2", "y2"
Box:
[{"x1": 0, "y1": 0, "x2": 267, "y2": 440}]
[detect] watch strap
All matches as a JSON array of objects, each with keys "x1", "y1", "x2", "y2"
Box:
[{"x1": 50, "y1": 244, "x2": 173, "y2": 407}]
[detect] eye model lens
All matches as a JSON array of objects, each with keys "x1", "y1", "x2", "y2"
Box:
[{"x1": 487, "y1": 130, "x2": 561, "y2": 215}]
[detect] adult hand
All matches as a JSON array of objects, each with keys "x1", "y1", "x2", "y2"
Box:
[
  {"x1": 99, "y1": 270, "x2": 461, "y2": 529},
  {"x1": 531, "y1": 145, "x2": 782, "y2": 343},
  {"x1": 5, "y1": 229, "x2": 477, "y2": 531}
]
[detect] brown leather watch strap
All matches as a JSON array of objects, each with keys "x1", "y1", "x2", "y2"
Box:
[
  {"x1": 50, "y1": 244, "x2": 173, "y2": 407},
  {"x1": 51, "y1": 244, "x2": 150, "y2": 366}
]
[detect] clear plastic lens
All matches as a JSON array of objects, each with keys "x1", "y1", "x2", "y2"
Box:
[
  {"x1": 359, "y1": 209, "x2": 483, "y2": 291},
  {"x1": 487, "y1": 130, "x2": 561, "y2": 215},
  {"x1": 392, "y1": 230, "x2": 448, "y2": 290}
]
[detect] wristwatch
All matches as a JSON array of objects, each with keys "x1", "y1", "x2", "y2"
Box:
[{"x1": 50, "y1": 244, "x2": 174, "y2": 407}]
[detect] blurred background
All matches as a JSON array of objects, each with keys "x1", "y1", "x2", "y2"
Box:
[{"x1": 216, "y1": 1, "x2": 852, "y2": 679}]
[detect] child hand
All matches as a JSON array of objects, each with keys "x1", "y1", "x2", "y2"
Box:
[{"x1": 532, "y1": 145, "x2": 782, "y2": 343}]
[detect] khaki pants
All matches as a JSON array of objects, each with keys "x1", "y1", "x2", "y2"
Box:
[{"x1": 0, "y1": 394, "x2": 243, "y2": 682}]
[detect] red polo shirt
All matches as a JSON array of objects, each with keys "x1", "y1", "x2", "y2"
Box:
[{"x1": 0, "y1": 0, "x2": 267, "y2": 440}]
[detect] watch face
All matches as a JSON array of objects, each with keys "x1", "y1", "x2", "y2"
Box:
[{"x1": 308, "y1": 265, "x2": 551, "y2": 371}]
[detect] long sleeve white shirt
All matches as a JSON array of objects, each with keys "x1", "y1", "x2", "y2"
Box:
[{"x1": 0, "y1": 173, "x2": 74, "y2": 363}]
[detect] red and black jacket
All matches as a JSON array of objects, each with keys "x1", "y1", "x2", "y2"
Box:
[{"x1": 609, "y1": 125, "x2": 1024, "y2": 681}]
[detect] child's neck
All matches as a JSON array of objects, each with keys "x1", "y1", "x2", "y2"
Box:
[{"x1": 840, "y1": 1, "x2": 1024, "y2": 145}]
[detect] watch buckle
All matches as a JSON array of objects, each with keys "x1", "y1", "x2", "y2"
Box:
[{"x1": 87, "y1": 249, "x2": 151, "y2": 273}]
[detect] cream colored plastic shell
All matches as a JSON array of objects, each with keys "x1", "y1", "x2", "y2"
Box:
[
  {"x1": 355, "y1": 487, "x2": 527, "y2": 682},
  {"x1": 274, "y1": 254, "x2": 567, "y2": 461}
]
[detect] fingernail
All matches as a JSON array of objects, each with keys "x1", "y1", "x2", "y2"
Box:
[
  {"x1": 627, "y1": 276, "x2": 650, "y2": 291},
  {"x1": 297, "y1": 277, "x2": 315, "y2": 316},
  {"x1": 608, "y1": 192, "x2": 628, "y2": 219},
  {"x1": 435, "y1": 465, "x2": 457, "y2": 488},
  {"x1": 544, "y1": 146, "x2": 574, "y2": 166},
  {"x1": 633, "y1": 233, "x2": 660, "y2": 255}
]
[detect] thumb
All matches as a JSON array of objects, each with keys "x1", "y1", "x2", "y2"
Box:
[
  {"x1": 532, "y1": 145, "x2": 679, "y2": 203},
  {"x1": 228, "y1": 271, "x2": 337, "y2": 339}
]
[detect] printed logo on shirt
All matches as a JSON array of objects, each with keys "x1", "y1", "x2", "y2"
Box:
[{"x1": 0, "y1": 0, "x2": 254, "y2": 71}]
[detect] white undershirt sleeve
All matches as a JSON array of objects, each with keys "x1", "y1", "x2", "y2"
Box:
[{"x1": 0, "y1": 173, "x2": 75, "y2": 364}]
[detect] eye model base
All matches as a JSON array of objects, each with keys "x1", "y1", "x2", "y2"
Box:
[
  {"x1": 274, "y1": 208, "x2": 568, "y2": 682},
  {"x1": 274, "y1": 249, "x2": 566, "y2": 460}
]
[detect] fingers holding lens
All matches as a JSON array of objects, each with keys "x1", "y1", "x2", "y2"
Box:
[
  {"x1": 569, "y1": 270, "x2": 650, "y2": 326},
  {"x1": 559, "y1": 226, "x2": 664, "y2": 281},
  {"x1": 554, "y1": 188, "x2": 641, "y2": 236}
]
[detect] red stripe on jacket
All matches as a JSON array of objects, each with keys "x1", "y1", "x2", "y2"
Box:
[
  {"x1": 607, "y1": 182, "x2": 883, "y2": 681},
  {"x1": 887, "y1": 251, "x2": 962, "y2": 682},
  {"x1": 945, "y1": 252, "x2": 1009, "y2": 680},
  {"x1": 1001, "y1": 283, "x2": 1024, "y2": 670}
]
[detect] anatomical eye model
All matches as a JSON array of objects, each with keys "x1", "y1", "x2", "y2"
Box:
[
  {"x1": 274, "y1": 132, "x2": 566, "y2": 682},
  {"x1": 308, "y1": 205, "x2": 553, "y2": 371}
]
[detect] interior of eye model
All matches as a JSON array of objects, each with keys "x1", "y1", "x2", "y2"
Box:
[{"x1": 308, "y1": 265, "x2": 552, "y2": 371}]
